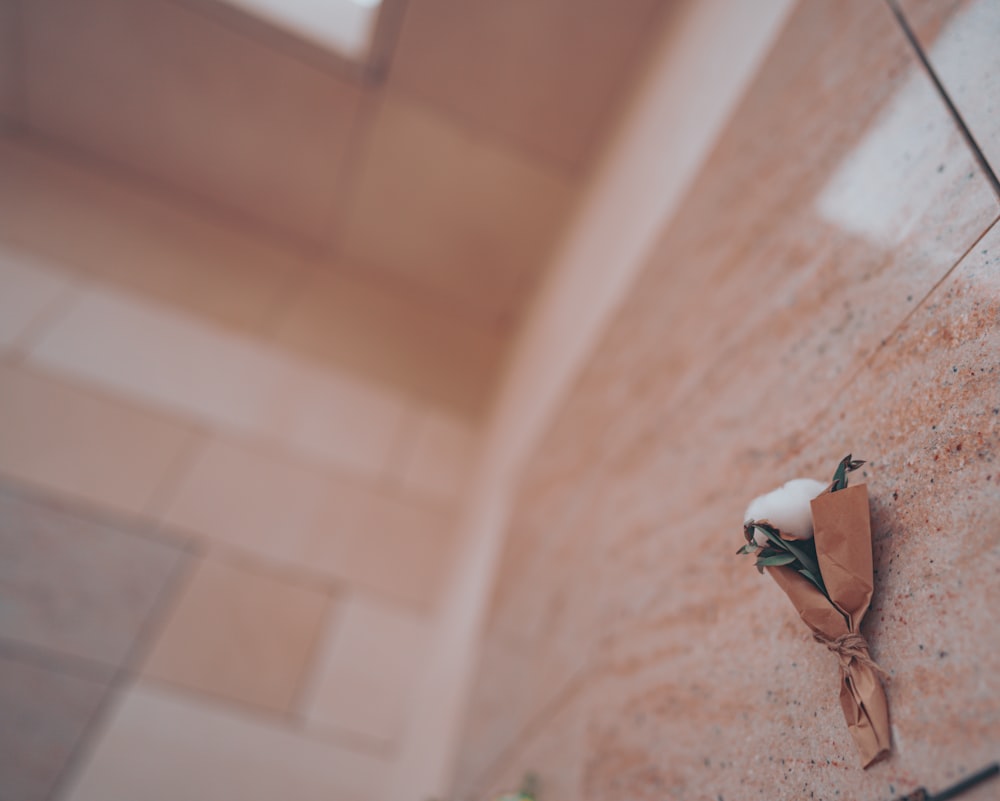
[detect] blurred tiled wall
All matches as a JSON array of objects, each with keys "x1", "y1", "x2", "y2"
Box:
[
  {"x1": 455, "y1": 1, "x2": 1000, "y2": 799},
  {"x1": 0, "y1": 136, "x2": 477, "y2": 800}
]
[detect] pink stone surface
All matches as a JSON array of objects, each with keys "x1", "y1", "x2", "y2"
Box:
[{"x1": 455, "y1": 1, "x2": 1000, "y2": 798}]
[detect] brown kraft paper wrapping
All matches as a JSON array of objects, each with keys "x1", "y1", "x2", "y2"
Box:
[{"x1": 766, "y1": 484, "x2": 891, "y2": 768}]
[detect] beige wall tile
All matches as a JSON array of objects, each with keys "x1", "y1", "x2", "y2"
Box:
[
  {"x1": 393, "y1": 409, "x2": 478, "y2": 506},
  {"x1": 160, "y1": 436, "x2": 457, "y2": 610},
  {"x1": 389, "y1": 0, "x2": 663, "y2": 170},
  {"x1": 301, "y1": 595, "x2": 429, "y2": 747},
  {"x1": 0, "y1": 364, "x2": 197, "y2": 516},
  {"x1": 273, "y1": 267, "x2": 505, "y2": 420},
  {"x1": 0, "y1": 139, "x2": 306, "y2": 335},
  {"x1": 142, "y1": 554, "x2": 331, "y2": 715},
  {"x1": 20, "y1": 0, "x2": 361, "y2": 245},
  {"x1": 0, "y1": 246, "x2": 77, "y2": 348},
  {"x1": 64, "y1": 682, "x2": 389, "y2": 801},
  {"x1": 341, "y1": 95, "x2": 574, "y2": 327},
  {"x1": 336, "y1": 490, "x2": 457, "y2": 612},
  {"x1": 28, "y1": 287, "x2": 406, "y2": 479},
  {"x1": 278, "y1": 364, "x2": 406, "y2": 479},
  {"x1": 160, "y1": 436, "x2": 355, "y2": 570}
]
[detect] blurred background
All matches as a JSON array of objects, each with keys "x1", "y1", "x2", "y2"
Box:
[{"x1": 0, "y1": 0, "x2": 997, "y2": 800}]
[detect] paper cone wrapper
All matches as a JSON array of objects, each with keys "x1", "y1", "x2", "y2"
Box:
[{"x1": 767, "y1": 484, "x2": 891, "y2": 767}]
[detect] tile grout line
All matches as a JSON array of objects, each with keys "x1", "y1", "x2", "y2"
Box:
[
  {"x1": 0, "y1": 636, "x2": 113, "y2": 686},
  {"x1": 170, "y1": 0, "x2": 582, "y2": 185},
  {"x1": 886, "y1": 0, "x2": 1000, "y2": 199},
  {"x1": 15, "y1": 131, "x2": 330, "y2": 264},
  {"x1": 378, "y1": 405, "x2": 422, "y2": 495},
  {"x1": 364, "y1": 0, "x2": 410, "y2": 84},
  {"x1": 285, "y1": 591, "x2": 346, "y2": 729},
  {"x1": 316, "y1": 75, "x2": 384, "y2": 262},
  {"x1": 126, "y1": 672, "x2": 399, "y2": 759},
  {"x1": 140, "y1": 427, "x2": 211, "y2": 524},
  {"x1": 384, "y1": 82, "x2": 584, "y2": 184}
]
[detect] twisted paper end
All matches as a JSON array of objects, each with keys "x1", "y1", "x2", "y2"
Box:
[{"x1": 812, "y1": 632, "x2": 888, "y2": 679}]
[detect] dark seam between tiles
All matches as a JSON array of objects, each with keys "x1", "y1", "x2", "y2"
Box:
[
  {"x1": 0, "y1": 476, "x2": 192, "y2": 553},
  {"x1": 0, "y1": 637, "x2": 115, "y2": 686},
  {"x1": 886, "y1": 0, "x2": 1000, "y2": 200}
]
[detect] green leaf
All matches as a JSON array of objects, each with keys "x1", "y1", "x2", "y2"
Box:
[
  {"x1": 777, "y1": 536, "x2": 821, "y2": 580},
  {"x1": 831, "y1": 454, "x2": 851, "y2": 492},
  {"x1": 754, "y1": 525, "x2": 779, "y2": 544},
  {"x1": 736, "y1": 543, "x2": 757, "y2": 555},
  {"x1": 756, "y1": 526, "x2": 793, "y2": 553},
  {"x1": 796, "y1": 566, "x2": 824, "y2": 590},
  {"x1": 831, "y1": 453, "x2": 866, "y2": 492},
  {"x1": 756, "y1": 553, "x2": 797, "y2": 567}
]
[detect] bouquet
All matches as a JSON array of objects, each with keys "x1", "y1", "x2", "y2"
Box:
[{"x1": 738, "y1": 455, "x2": 891, "y2": 767}]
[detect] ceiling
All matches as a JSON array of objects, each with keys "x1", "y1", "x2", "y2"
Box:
[{"x1": 0, "y1": 0, "x2": 664, "y2": 332}]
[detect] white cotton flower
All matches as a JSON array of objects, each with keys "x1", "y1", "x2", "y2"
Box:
[{"x1": 744, "y1": 478, "x2": 828, "y2": 543}]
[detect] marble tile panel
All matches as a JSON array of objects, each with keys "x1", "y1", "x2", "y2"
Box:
[
  {"x1": 898, "y1": 0, "x2": 1000, "y2": 180},
  {"x1": 0, "y1": 654, "x2": 110, "y2": 801},
  {"x1": 0, "y1": 363, "x2": 199, "y2": 516},
  {"x1": 142, "y1": 552, "x2": 331, "y2": 715},
  {"x1": 301, "y1": 595, "x2": 429, "y2": 747},
  {"x1": 0, "y1": 486, "x2": 189, "y2": 671},
  {"x1": 28, "y1": 287, "x2": 407, "y2": 479},
  {"x1": 64, "y1": 682, "x2": 390, "y2": 801}
]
